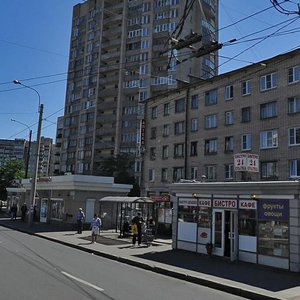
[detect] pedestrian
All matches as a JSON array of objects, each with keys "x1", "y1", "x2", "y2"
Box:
[
  {"x1": 121, "y1": 217, "x2": 130, "y2": 238},
  {"x1": 90, "y1": 214, "x2": 101, "y2": 243},
  {"x1": 132, "y1": 212, "x2": 144, "y2": 246},
  {"x1": 21, "y1": 203, "x2": 28, "y2": 222},
  {"x1": 76, "y1": 208, "x2": 85, "y2": 234},
  {"x1": 131, "y1": 220, "x2": 138, "y2": 246},
  {"x1": 10, "y1": 203, "x2": 17, "y2": 221}
]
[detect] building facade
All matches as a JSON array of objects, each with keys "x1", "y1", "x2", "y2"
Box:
[
  {"x1": 144, "y1": 49, "x2": 300, "y2": 196},
  {"x1": 59, "y1": 0, "x2": 219, "y2": 187},
  {"x1": 0, "y1": 139, "x2": 26, "y2": 167}
]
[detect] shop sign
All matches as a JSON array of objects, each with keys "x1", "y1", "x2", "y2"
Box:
[
  {"x1": 258, "y1": 199, "x2": 289, "y2": 221},
  {"x1": 213, "y1": 199, "x2": 237, "y2": 208},
  {"x1": 150, "y1": 195, "x2": 170, "y2": 202},
  {"x1": 234, "y1": 153, "x2": 259, "y2": 172},
  {"x1": 179, "y1": 198, "x2": 197, "y2": 206},
  {"x1": 239, "y1": 200, "x2": 257, "y2": 210},
  {"x1": 140, "y1": 119, "x2": 145, "y2": 145},
  {"x1": 198, "y1": 199, "x2": 211, "y2": 207}
]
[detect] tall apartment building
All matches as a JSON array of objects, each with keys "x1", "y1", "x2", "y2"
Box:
[
  {"x1": 0, "y1": 139, "x2": 26, "y2": 167},
  {"x1": 59, "y1": 0, "x2": 219, "y2": 185},
  {"x1": 144, "y1": 49, "x2": 300, "y2": 196}
]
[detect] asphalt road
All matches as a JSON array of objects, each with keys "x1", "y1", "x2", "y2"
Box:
[{"x1": 0, "y1": 226, "x2": 247, "y2": 300}]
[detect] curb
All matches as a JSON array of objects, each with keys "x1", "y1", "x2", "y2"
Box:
[{"x1": 2, "y1": 223, "x2": 282, "y2": 300}]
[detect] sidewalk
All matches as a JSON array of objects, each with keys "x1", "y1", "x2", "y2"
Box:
[{"x1": 1, "y1": 218, "x2": 300, "y2": 300}]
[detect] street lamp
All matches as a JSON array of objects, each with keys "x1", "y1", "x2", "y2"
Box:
[
  {"x1": 11, "y1": 119, "x2": 32, "y2": 178},
  {"x1": 13, "y1": 80, "x2": 44, "y2": 226}
]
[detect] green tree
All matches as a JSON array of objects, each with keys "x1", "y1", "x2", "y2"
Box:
[{"x1": 0, "y1": 159, "x2": 25, "y2": 200}]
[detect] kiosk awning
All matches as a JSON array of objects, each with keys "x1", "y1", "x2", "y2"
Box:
[{"x1": 99, "y1": 196, "x2": 153, "y2": 203}]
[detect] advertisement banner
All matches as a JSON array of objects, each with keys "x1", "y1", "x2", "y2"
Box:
[{"x1": 257, "y1": 199, "x2": 289, "y2": 221}]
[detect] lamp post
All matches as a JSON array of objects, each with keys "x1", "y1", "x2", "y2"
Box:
[
  {"x1": 13, "y1": 80, "x2": 44, "y2": 226},
  {"x1": 11, "y1": 119, "x2": 32, "y2": 178}
]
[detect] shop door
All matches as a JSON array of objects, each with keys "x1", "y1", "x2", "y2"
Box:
[
  {"x1": 212, "y1": 209, "x2": 224, "y2": 256},
  {"x1": 230, "y1": 210, "x2": 238, "y2": 261}
]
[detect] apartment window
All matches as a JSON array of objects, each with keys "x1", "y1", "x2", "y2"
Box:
[
  {"x1": 174, "y1": 121, "x2": 185, "y2": 135},
  {"x1": 151, "y1": 106, "x2": 158, "y2": 119},
  {"x1": 191, "y1": 118, "x2": 198, "y2": 132},
  {"x1": 149, "y1": 169, "x2": 155, "y2": 181},
  {"x1": 163, "y1": 124, "x2": 170, "y2": 137},
  {"x1": 205, "y1": 165, "x2": 216, "y2": 181},
  {"x1": 162, "y1": 145, "x2": 169, "y2": 159},
  {"x1": 191, "y1": 94, "x2": 199, "y2": 109},
  {"x1": 289, "y1": 127, "x2": 300, "y2": 146},
  {"x1": 205, "y1": 89, "x2": 217, "y2": 105},
  {"x1": 173, "y1": 167, "x2": 184, "y2": 182},
  {"x1": 225, "y1": 85, "x2": 233, "y2": 100},
  {"x1": 241, "y1": 134, "x2": 252, "y2": 151},
  {"x1": 260, "y1": 101, "x2": 277, "y2": 119},
  {"x1": 164, "y1": 103, "x2": 170, "y2": 116},
  {"x1": 225, "y1": 111, "x2": 234, "y2": 125},
  {"x1": 205, "y1": 114, "x2": 217, "y2": 129},
  {"x1": 175, "y1": 98, "x2": 185, "y2": 113},
  {"x1": 225, "y1": 164, "x2": 234, "y2": 180},
  {"x1": 161, "y1": 168, "x2": 168, "y2": 182},
  {"x1": 191, "y1": 167, "x2": 198, "y2": 180},
  {"x1": 260, "y1": 130, "x2": 278, "y2": 149},
  {"x1": 260, "y1": 72, "x2": 278, "y2": 91},
  {"x1": 225, "y1": 136, "x2": 234, "y2": 152},
  {"x1": 174, "y1": 143, "x2": 184, "y2": 158},
  {"x1": 150, "y1": 147, "x2": 156, "y2": 160},
  {"x1": 288, "y1": 97, "x2": 300, "y2": 114},
  {"x1": 205, "y1": 138, "x2": 217, "y2": 154},
  {"x1": 242, "y1": 80, "x2": 251, "y2": 96},
  {"x1": 261, "y1": 161, "x2": 278, "y2": 180},
  {"x1": 290, "y1": 159, "x2": 300, "y2": 177},
  {"x1": 150, "y1": 127, "x2": 157, "y2": 139},
  {"x1": 288, "y1": 66, "x2": 300, "y2": 84},
  {"x1": 241, "y1": 107, "x2": 251, "y2": 122},
  {"x1": 190, "y1": 141, "x2": 198, "y2": 156}
]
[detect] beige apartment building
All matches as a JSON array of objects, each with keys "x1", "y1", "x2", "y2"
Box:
[
  {"x1": 144, "y1": 48, "x2": 300, "y2": 196},
  {"x1": 59, "y1": 0, "x2": 219, "y2": 186}
]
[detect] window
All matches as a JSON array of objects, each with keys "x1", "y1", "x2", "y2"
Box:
[
  {"x1": 174, "y1": 143, "x2": 184, "y2": 158},
  {"x1": 261, "y1": 161, "x2": 278, "y2": 180},
  {"x1": 260, "y1": 130, "x2": 278, "y2": 149},
  {"x1": 150, "y1": 147, "x2": 156, "y2": 160},
  {"x1": 288, "y1": 97, "x2": 300, "y2": 114},
  {"x1": 225, "y1": 111, "x2": 234, "y2": 125},
  {"x1": 174, "y1": 121, "x2": 185, "y2": 135},
  {"x1": 173, "y1": 167, "x2": 184, "y2": 182},
  {"x1": 290, "y1": 159, "x2": 300, "y2": 177},
  {"x1": 50, "y1": 199, "x2": 64, "y2": 220},
  {"x1": 239, "y1": 209, "x2": 256, "y2": 236},
  {"x1": 149, "y1": 169, "x2": 155, "y2": 181},
  {"x1": 205, "y1": 89, "x2": 217, "y2": 105},
  {"x1": 190, "y1": 141, "x2": 198, "y2": 156},
  {"x1": 225, "y1": 164, "x2": 234, "y2": 180},
  {"x1": 205, "y1": 165, "x2": 216, "y2": 181},
  {"x1": 161, "y1": 168, "x2": 168, "y2": 182},
  {"x1": 163, "y1": 124, "x2": 170, "y2": 137},
  {"x1": 241, "y1": 107, "x2": 251, "y2": 122},
  {"x1": 260, "y1": 101, "x2": 277, "y2": 119},
  {"x1": 225, "y1": 85, "x2": 233, "y2": 100},
  {"x1": 241, "y1": 134, "x2": 252, "y2": 151},
  {"x1": 151, "y1": 106, "x2": 158, "y2": 119},
  {"x1": 162, "y1": 145, "x2": 169, "y2": 159},
  {"x1": 225, "y1": 136, "x2": 234, "y2": 152},
  {"x1": 205, "y1": 114, "x2": 217, "y2": 129},
  {"x1": 191, "y1": 167, "x2": 198, "y2": 180},
  {"x1": 175, "y1": 98, "x2": 185, "y2": 113},
  {"x1": 260, "y1": 72, "x2": 277, "y2": 91},
  {"x1": 242, "y1": 80, "x2": 251, "y2": 96},
  {"x1": 205, "y1": 138, "x2": 217, "y2": 154},
  {"x1": 164, "y1": 103, "x2": 170, "y2": 116},
  {"x1": 289, "y1": 127, "x2": 300, "y2": 146},
  {"x1": 191, "y1": 118, "x2": 198, "y2": 132},
  {"x1": 191, "y1": 94, "x2": 199, "y2": 109},
  {"x1": 288, "y1": 66, "x2": 300, "y2": 84},
  {"x1": 150, "y1": 127, "x2": 157, "y2": 139}
]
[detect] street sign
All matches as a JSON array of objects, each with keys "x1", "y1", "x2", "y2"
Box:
[{"x1": 234, "y1": 153, "x2": 259, "y2": 172}]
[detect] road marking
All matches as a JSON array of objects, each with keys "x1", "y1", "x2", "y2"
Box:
[{"x1": 61, "y1": 271, "x2": 104, "y2": 292}]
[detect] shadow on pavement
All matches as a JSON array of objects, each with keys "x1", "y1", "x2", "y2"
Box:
[{"x1": 134, "y1": 249, "x2": 300, "y2": 292}]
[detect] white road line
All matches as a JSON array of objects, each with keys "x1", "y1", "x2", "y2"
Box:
[{"x1": 61, "y1": 271, "x2": 104, "y2": 292}]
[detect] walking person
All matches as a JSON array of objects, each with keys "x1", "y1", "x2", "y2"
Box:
[
  {"x1": 131, "y1": 220, "x2": 138, "y2": 246},
  {"x1": 90, "y1": 214, "x2": 101, "y2": 243},
  {"x1": 21, "y1": 203, "x2": 28, "y2": 222},
  {"x1": 76, "y1": 208, "x2": 85, "y2": 234},
  {"x1": 10, "y1": 203, "x2": 17, "y2": 221},
  {"x1": 132, "y1": 212, "x2": 144, "y2": 246}
]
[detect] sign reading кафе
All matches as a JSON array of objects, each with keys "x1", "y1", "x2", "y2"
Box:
[{"x1": 257, "y1": 199, "x2": 289, "y2": 221}]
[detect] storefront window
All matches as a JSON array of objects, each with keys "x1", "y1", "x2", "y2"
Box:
[
  {"x1": 239, "y1": 209, "x2": 256, "y2": 236},
  {"x1": 178, "y1": 205, "x2": 198, "y2": 222},
  {"x1": 50, "y1": 199, "x2": 64, "y2": 220},
  {"x1": 198, "y1": 207, "x2": 211, "y2": 228},
  {"x1": 258, "y1": 221, "x2": 289, "y2": 257}
]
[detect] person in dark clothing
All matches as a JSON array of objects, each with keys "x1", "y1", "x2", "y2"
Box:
[
  {"x1": 76, "y1": 208, "x2": 85, "y2": 234},
  {"x1": 121, "y1": 217, "x2": 130, "y2": 238},
  {"x1": 10, "y1": 203, "x2": 17, "y2": 221},
  {"x1": 21, "y1": 203, "x2": 28, "y2": 222},
  {"x1": 132, "y1": 212, "x2": 144, "y2": 246}
]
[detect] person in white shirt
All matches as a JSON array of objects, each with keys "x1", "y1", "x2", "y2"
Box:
[{"x1": 90, "y1": 214, "x2": 102, "y2": 243}]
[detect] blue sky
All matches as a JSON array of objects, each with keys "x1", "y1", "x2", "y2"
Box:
[{"x1": 1, "y1": 0, "x2": 300, "y2": 141}]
